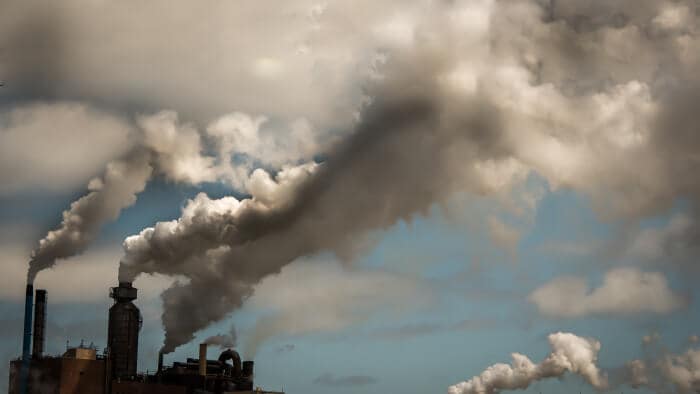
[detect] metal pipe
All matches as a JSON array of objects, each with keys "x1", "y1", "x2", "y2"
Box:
[
  {"x1": 32, "y1": 289, "x2": 47, "y2": 359},
  {"x1": 19, "y1": 283, "x2": 34, "y2": 394},
  {"x1": 199, "y1": 343, "x2": 207, "y2": 376},
  {"x1": 157, "y1": 351, "x2": 163, "y2": 373}
]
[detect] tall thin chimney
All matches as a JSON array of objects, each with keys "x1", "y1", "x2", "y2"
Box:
[
  {"x1": 157, "y1": 351, "x2": 164, "y2": 373},
  {"x1": 32, "y1": 289, "x2": 47, "y2": 358},
  {"x1": 199, "y1": 343, "x2": 207, "y2": 376},
  {"x1": 19, "y1": 283, "x2": 34, "y2": 394}
]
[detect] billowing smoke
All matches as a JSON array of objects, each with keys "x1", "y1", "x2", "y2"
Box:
[
  {"x1": 25, "y1": 107, "x2": 316, "y2": 284},
  {"x1": 118, "y1": 0, "x2": 700, "y2": 354},
  {"x1": 203, "y1": 326, "x2": 237, "y2": 349},
  {"x1": 448, "y1": 332, "x2": 607, "y2": 394},
  {"x1": 27, "y1": 150, "x2": 153, "y2": 283},
  {"x1": 448, "y1": 332, "x2": 700, "y2": 394},
  {"x1": 625, "y1": 346, "x2": 700, "y2": 393},
  {"x1": 11, "y1": 0, "x2": 700, "y2": 360},
  {"x1": 119, "y1": 57, "x2": 513, "y2": 353}
]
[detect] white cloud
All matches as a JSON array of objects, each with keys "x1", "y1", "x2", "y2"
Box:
[
  {"x1": 486, "y1": 216, "x2": 521, "y2": 257},
  {"x1": 0, "y1": 102, "x2": 133, "y2": 194},
  {"x1": 528, "y1": 268, "x2": 687, "y2": 318},
  {"x1": 625, "y1": 214, "x2": 695, "y2": 262}
]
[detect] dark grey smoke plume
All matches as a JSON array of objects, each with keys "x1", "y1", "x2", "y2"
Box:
[
  {"x1": 27, "y1": 150, "x2": 152, "y2": 283},
  {"x1": 119, "y1": 48, "x2": 510, "y2": 353},
  {"x1": 118, "y1": 0, "x2": 700, "y2": 354}
]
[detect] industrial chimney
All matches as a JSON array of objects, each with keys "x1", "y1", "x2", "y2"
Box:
[
  {"x1": 19, "y1": 283, "x2": 33, "y2": 394},
  {"x1": 32, "y1": 289, "x2": 47, "y2": 359},
  {"x1": 107, "y1": 282, "x2": 141, "y2": 379},
  {"x1": 199, "y1": 343, "x2": 207, "y2": 376}
]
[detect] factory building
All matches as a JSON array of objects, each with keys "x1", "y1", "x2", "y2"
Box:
[{"x1": 8, "y1": 282, "x2": 283, "y2": 394}]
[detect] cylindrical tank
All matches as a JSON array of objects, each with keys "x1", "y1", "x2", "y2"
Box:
[
  {"x1": 32, "y1": 289, "x2": 47, "y2": 359},
  {"x1": 107, "y1": 282, "x2": 141, "y2": 379}
]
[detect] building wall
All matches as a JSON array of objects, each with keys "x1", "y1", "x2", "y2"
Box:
[
  {"x1": 9, "y1": 359, "x2": 62, "y2": 394},
  {"x1": 59, "y1": 358, "x2": 105, "y2": 394}
]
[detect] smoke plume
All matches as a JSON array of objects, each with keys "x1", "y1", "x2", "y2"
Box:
[
  {"x1": 448, "y1": 332, "x2": 607, "y2": 394},
  {"x1": 24, "y1": 107, "x2": 316, "y2": 284},
  {"x1": 10, "y1": 0, "x2": 700, "y2": 358},
  {"x1": 27, "y1": 150, "x2": 153, "y2": 283},
  {"x1": 118, "y1": 0, "x2": 700, "y2": 354},
  {"x1": 203, "y1": 326, "x2": 237, "y2": 349},
  {"x1": 119, "y1": 52, "x2": 514, "y2": 352}
]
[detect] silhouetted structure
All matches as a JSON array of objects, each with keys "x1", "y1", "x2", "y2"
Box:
[
  {"x1": 8, "y1": 282, "x2": 282, "y2": 394},
  {"x1": 107, "y1": 282, "x2": 141, "y2": 380}
]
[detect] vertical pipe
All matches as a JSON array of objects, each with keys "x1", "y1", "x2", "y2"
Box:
[
  {"x1": 32, "y1": 289, "x2": 47, "y2": 359},
  {"x1": 198, "y1": 343, "x2": 207, "y2": 376},
  {"x1": 104, "y1": 346, "x2": 112, "y2": 394},
  {"x1": 157, "y1": 351, "x2": 163, "y2": 374},
  {"x1": 19, "y1": 283, "x2": 34, "y2": 394}
]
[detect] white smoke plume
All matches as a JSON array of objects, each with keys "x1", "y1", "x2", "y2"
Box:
[
  {"x1": 627, "y1": 347, "x2": 700, "y2": 393},
  {"x1": 26, "y1": 109, "x2": 318, "y2": 284},
  {"x1": 203, "y1": 326, "x2": 237, "y2": 349},
  {"x1": 115, "y1": 0, "x2": 700, "y2": 354},
  {"x1": 448, "y1": 332, "x2": 607, "y2": 394},
  {"x1": 10, "y1": 0, "x2": 700, "y2": 359},
  {"x1": 27, "y1": 150, "x2": 153, "y2": 283}
]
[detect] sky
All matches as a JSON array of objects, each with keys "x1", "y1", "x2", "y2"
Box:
[{"x1": 2, "y1": 1, "x2": 700, "y2": 393}]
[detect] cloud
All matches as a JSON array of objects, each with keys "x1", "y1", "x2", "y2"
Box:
[
  {"x1": 7, "y1": 0, "x2": 700, "y2": 357},
  {"x1": 274, "y1": 344, "x2": 295, "y2": 354},
  {"x1": 448, "y1": 332, "x2": 607, "y2": 394},
  {"x1": 369, "y1": 318, "x2": 498, "y2": 341},
  {"x1": 528, "y1": 268, "x2": 688, "y2": 318},
  {"x1": 243, "y1": 258, "x2": 429, "y2": 357},
  {"x1": 623, "y1": 214, "x2": 697, "y2": 263},
  {"x1": 0, "y1": 0, "x2": 396, "y2": 130},
  {"x1": 487, "y1": 216, "x2": 521, "y2": 258},
  {"x1": 660, "y1": 348, "x2": 700, "y2": 392},
  {"x1": 313, "y1": 372, "x2": 378, "y2": 387},
  {"x1": 626, "y1": 345, "x2": 700, "y2": 393},
  {"x1": 0, "y1": 102, "x2": 133, "y2": 195}
]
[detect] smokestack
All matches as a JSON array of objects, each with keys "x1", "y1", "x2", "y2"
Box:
[
  {"x1": 32, "y1": 289, "x2": 47, "y2": 359},
  {"x1": 19, "y1": 283, "x2": 34, "y2": 394},
  {"x1": 199, "y1": 343, "x2": 207, "y2": 376},
  {"x1": 242, "y1": 360, "x2": 254, "y2": 379},
  {"x1": 107, "y1": 282, "x2": 140, "y2": 379},
  {"x1": 157, "y1": 351, "x2": 163, "y2": 373}
]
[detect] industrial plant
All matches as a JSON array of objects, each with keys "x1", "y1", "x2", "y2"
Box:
[{"x1": 8, "y1": 282, "x2": 283, "y2": 394}]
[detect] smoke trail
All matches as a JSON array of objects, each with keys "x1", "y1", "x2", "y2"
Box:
[
  {"x1": 119, "y1": 55, "x2": 513, "y2": 352},
  {"x1": 203, "y1": 327, "x2": 237, "y2": 349},
  {"x1": 27, "y1": 150, "x2": 152, "y2": 283},
  {"x1": 448, "y1": 332, "x2": 607, "y2": 394}
]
